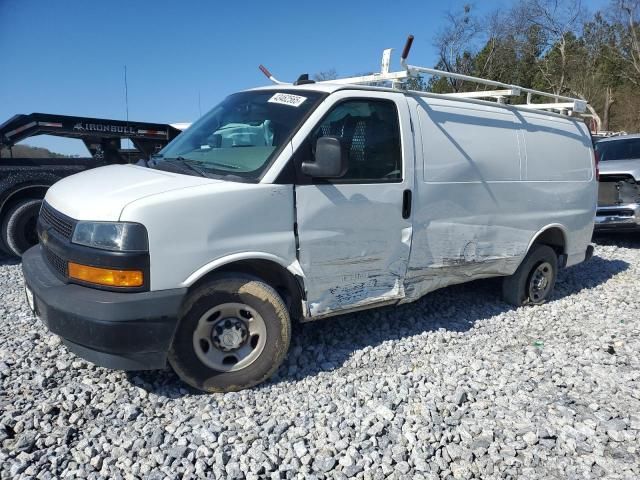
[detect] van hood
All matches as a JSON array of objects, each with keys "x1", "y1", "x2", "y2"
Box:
[
  {"x1": 599, "y1": 159, "x2": 640, "y2": 180},
  {"x1": 45, "y1": 164, "x2": 218, "y2": 221}
]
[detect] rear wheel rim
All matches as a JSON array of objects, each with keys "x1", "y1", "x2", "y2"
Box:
[
  {"x1": 192, "y1": 302, "x2": 267, "y2": 372},
  {"x1": 528, "y1": 261, "x2": 553, "y2": 303}
]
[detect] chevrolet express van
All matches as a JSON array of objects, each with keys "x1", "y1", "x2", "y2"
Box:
[{"x1": 22, "y1": 65, "x2": 597, "y2": 392}]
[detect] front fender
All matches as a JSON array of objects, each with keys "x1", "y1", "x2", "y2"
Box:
[
  {"x1": 120, "y1": 182, "x2": 297, "y2": 291},
  {"x1": 180, "y1": 251, "x2": 304, "y2": 287}
]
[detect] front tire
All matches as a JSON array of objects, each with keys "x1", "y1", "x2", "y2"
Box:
[
  {"x1": 1, "y1": 198, "x2": 42, "y2": 258},
  {"x1": 502, "y1": 244, "x2": 558, "y2": 306},
  {"x1": 168, "y1": 275, "x2": 291, "y2": 393}
]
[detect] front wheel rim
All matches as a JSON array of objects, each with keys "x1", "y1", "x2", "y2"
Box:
[
  {"x1": 528, "y1": 261, "x2": 553, "y2": 303},
  {"x1": 192, "y1": 302, "x2": 267, "y2": 372}
]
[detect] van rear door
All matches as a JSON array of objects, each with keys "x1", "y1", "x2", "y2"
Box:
[{"x1": 292, "y1": 91, "x2": 415, "y2": 317}]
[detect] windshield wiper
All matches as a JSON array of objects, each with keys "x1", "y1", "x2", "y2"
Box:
[
  {"x1": 177, "y1": 157, "x2": 209, "y2": 177},
  {"x1": 152, "y1": 155, "x2": 245, "y2": 179},
  {"x1": 208, "y1": 161, "x2": 241, "y2": 170}
]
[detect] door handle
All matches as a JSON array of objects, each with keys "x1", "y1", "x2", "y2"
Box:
[{"x1": 402, "y1": 189, "x2": 412, "y2": 219}]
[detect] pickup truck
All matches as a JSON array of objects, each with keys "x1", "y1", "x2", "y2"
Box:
[
  {"x1": 594, "y1": 134, "x2": 640, "y2": 231},
  {"x1": 0, "y1": 113, "x2": 185, "y2": 257}
]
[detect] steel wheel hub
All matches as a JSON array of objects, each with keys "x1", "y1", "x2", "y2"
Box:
[
  {"x1": 192, "y1": 302, "x2": 267, "y2": 372},
  {"x1": 528, "y1": 261, "x2": 553, "y2": 302},
  {"x1": 211, "y1": 319, "x2": 248, "y2": 352}
]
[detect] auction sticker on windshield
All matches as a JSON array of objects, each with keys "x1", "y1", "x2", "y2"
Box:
[{"x1": 268, "y1": 93, "x2": 307, "y2": 107}]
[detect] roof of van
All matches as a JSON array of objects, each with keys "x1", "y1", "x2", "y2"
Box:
[{"x1": 248, "y1": 83, "x2": 586, "y2": 123}]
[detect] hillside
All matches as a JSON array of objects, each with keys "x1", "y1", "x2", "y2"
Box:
[{"x1": 0, "y1": 144, "x2": 69, "y2": 159}]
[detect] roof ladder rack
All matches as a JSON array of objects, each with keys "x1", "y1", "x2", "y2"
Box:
[
  {"x1": 396, "y1": 36, "x2": 587, "y2": 114},
  {"x1": 258, "y1": 35, "x2": 589, "y2": 116}
]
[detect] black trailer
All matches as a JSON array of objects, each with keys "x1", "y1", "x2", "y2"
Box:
[{"x1": 0, "y1": 113, "x2": 184, "y2": 257}]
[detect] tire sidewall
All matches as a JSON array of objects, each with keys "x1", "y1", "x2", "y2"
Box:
[
  {"x1": 2, "y1": 199, "x2": 42, "y2": 257},
  {"x1": 169, "y1": 276, "x2": 291, "y2": 392}
]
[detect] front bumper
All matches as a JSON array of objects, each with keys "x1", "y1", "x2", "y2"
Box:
[
  {"x1": 595, "y1": 204, "x2": 640, "y2": 230},
  {"x1": 22, "y1": 245, "x2": 187, "y2": 370}
]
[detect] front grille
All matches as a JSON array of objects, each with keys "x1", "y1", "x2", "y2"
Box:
[
  {"x1": 599, "y1": 174, "x2": 634, "y2": 183},
  {"x1": 44, "y1": 246, "x2": 68, "y2": 277},
  {"x1": 597, "y1": 209, "x2": 635, "y2": 217},
  {"x1": 39, "y1": 202, "x2": 75, "y2": 239},
  {"x1": 598, "y1": 182, "x2": 619, "y2": 206}
]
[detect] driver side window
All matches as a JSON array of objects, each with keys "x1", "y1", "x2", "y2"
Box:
[{"x1": 305, "y1": 99, "x2": 402, "y2": 183}]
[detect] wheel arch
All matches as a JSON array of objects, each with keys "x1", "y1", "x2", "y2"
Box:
[
  {"x1": 526, "y1": 224, "x2": 569, "y2": 260},
  {"x1": 0, "y1": 183, "x2": 50, "y2": 219},
  {"x1": 183, "y1": 253, "x2": 306, "y2": 321},
  {"x1": 0, "y1": 183, "x2": 50, "y2": 254}
]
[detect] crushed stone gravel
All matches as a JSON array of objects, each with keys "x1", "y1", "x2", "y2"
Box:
[{"x1": 1, "y1": 233, "x2": 639, "y2": 479}]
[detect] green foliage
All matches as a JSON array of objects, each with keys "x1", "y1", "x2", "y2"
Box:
[
  {"x1": 425, "y1": 0, "x2": 640, "y2": 132},
  {"x1": 406, "y1": 74, "x2": 427, "y2": 91},
  {"x1": 427, "y1": 76, "x2": 454, "y2": 94}
]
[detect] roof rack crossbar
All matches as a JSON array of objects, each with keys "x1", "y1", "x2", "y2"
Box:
[
  {"x1": 402, "y1": 62, "x2": 587, "y2": 113},
  {"x1": 518, "y1": 102, "x2": 585, "y2": 112},
  {"x1": 319, "y1": 70, "x2": 409, "y2": 85},
  {"x1": 443, "y1": 88, "x2": 521, "y2": 99}
]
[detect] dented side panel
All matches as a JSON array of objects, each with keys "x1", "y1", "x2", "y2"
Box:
[
  {"x1": 404, "y1": 97, "x2": 526, "y2": 301},
  {"x1": 403, "y1": 96, "x2": 595, "y2": 301}
]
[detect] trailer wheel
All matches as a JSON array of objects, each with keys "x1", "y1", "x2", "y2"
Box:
[
  {"x1": 1, "y1": 198, "x2": 42, "y2": 258},
  {"x1": 502, "y1": 244, "x2": 558, "y2": 307},
  {"x1": 168, "y1": 274, "x2": 291, "y2": 393}
]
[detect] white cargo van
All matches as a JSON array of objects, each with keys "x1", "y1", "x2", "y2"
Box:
[{"x1": 23, "y1": 39, "x2": 597, "y2": 392}]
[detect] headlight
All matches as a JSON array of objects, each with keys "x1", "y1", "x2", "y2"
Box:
[{"x1": 71, "y1": 222, "x2": 148, "y2": 252}]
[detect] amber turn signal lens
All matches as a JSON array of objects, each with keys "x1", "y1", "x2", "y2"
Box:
[{"x1": 68, "y1": 262, "x2": 144, "y2": 287}]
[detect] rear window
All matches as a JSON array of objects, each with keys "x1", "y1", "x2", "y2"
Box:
[{"x1": 596, "y1": 138, "x2": 640, "y2": 161}]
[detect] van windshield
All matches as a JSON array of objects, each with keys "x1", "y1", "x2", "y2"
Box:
[
  {"x1": 152, "y1": 90, "x2": 324, "y2": 181},
  {"x1": 595, "y1": 137, "x2": 640, "y2": 161}
]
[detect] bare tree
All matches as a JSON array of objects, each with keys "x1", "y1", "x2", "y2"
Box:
[
  {"x1": 609, "y1": 0, "x2": 640, "y2": 85},
  {"x1": 473, "y1": 11, "x2": 505, "y2": 79},
  {"x1": 433, "y1": 4, "x2": 483, "y2": 91},
  {"x1": 509, "y1": 0, "x2": 586, "y2": 96},
  {"x1": 313, "y1": 69, "x2": 338, "y2": 81}
]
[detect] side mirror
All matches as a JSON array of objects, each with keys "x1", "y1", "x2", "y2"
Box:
[{"x1": 301, "y1": 136, "x2": 348, "y2": 178}]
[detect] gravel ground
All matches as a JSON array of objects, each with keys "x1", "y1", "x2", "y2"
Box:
[{"x1": 1, "y1": 234, "x2": 639, "y2": 479}]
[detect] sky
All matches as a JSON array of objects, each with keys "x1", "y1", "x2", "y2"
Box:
[{"x1": 1, "y1": 0, "x2": 610, "y2": 156}]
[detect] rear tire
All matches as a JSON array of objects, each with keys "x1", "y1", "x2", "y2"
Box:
[
  {"x1": 169, "y1": 274, "x2": 291, "y2": 393},
  {"x1": 502, "y1": 245, "x2": 558, "y2": 306},
  {"x1": 1, "y1": 198, "x2": 42, "y2": 258}
]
